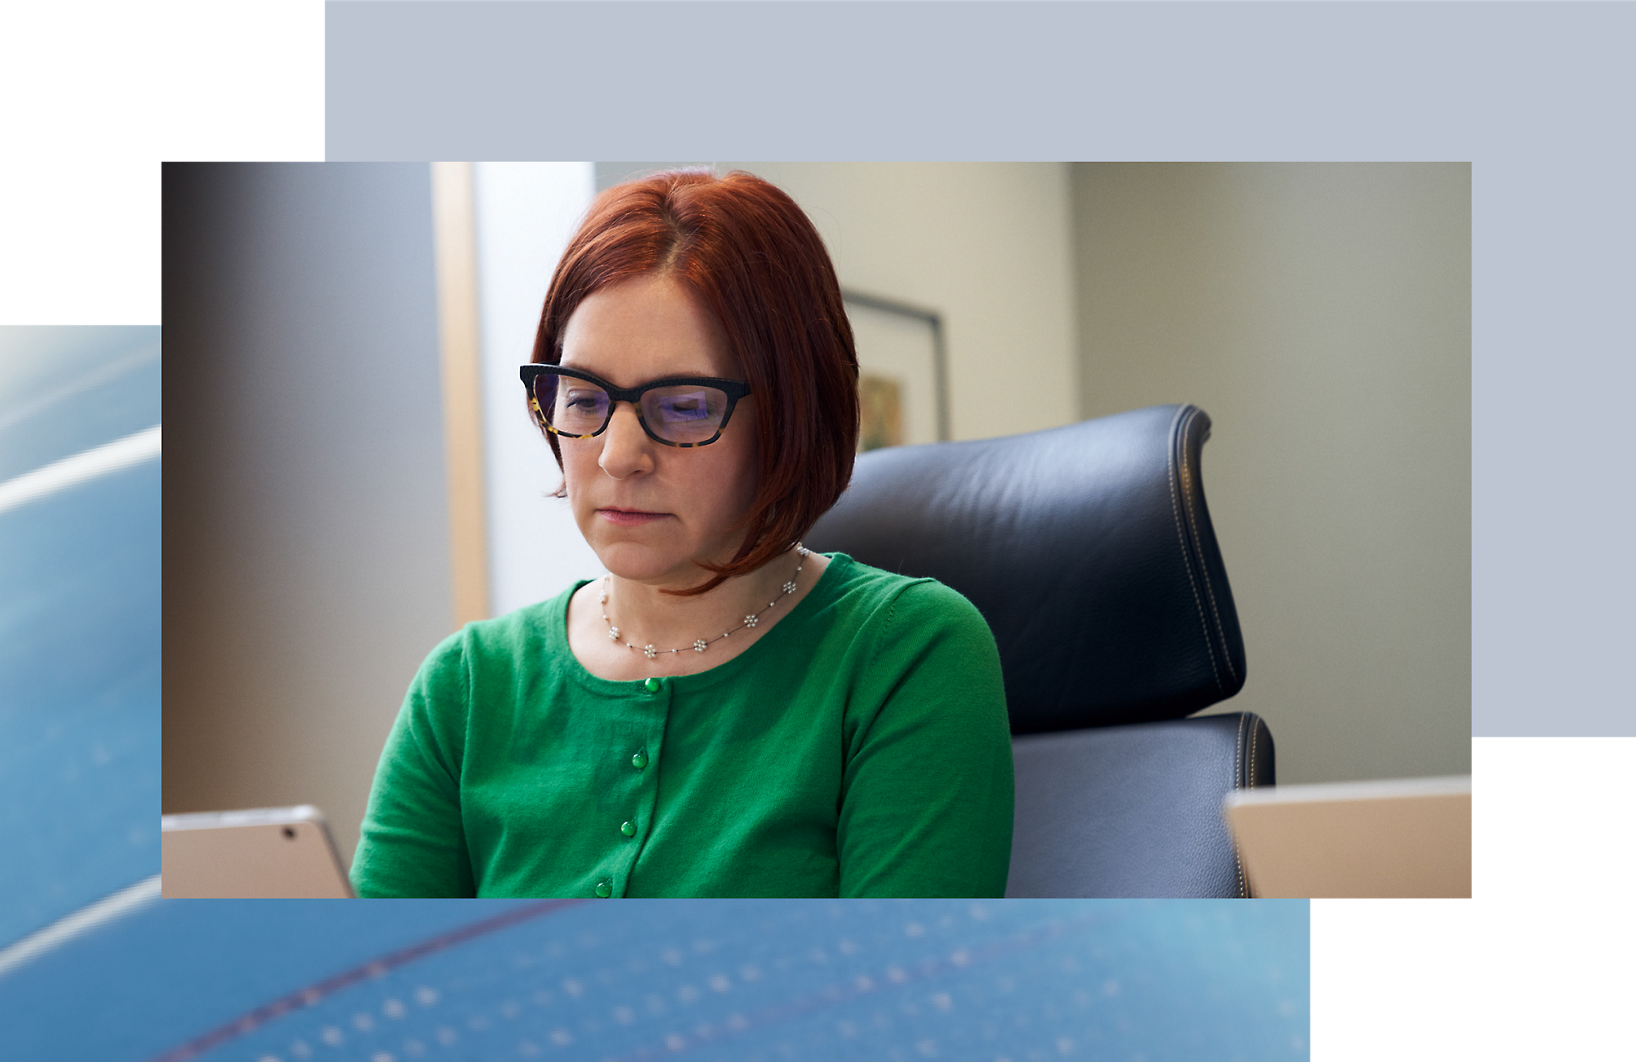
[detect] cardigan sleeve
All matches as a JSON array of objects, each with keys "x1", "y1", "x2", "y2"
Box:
[
  {"x1": 350, "y1": 630, "x2": 478, "y2": 898},
  {"x1": 836, "y1": 581, "x2": 1015, "y2": 898}
]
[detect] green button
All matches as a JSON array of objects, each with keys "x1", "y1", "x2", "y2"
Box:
[
  {"x1": 644, "y1": 677, "x2": 661, "y2": 693},
  {"x1": 631, "y1": 751, "x2": 648, "y2": 770},
  {"x1": 594, "y1": 881, "x2": 612, "y2": 898},
  {"x1": 620, "y1": 821, "x2": 636, "y2": 837}
]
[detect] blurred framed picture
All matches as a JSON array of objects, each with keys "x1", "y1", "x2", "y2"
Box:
[{"x1": 843, "y1": 290, "x2": 948, "y2": 451}]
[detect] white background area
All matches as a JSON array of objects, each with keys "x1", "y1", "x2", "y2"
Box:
[{"x1": 1, "y1": 3, "x2": 1623, "y2": 1059}]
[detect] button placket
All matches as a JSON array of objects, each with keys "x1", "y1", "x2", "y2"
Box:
[
  {"x1": 601, "y1": 674, "x2": 669, "y2": 900},
  {"x1": 624, "y1": 680, "x2": 660, "y2": 847}
]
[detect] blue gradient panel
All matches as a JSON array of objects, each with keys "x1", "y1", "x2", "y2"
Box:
[
  {"x1": 0, "y1": 899, "x2": 1307, "y2": 1062},
  {"x1": 0, "y1": 326, "x2": 162, "y2": 945}
]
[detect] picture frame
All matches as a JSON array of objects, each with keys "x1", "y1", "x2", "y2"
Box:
[{"x1": 842, "y1": 289, "x2": 949, "y2": 450}]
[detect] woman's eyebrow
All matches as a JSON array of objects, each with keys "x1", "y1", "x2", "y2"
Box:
[{"x1": 593, "y1": 371, "x2": 728, "y2": 389}]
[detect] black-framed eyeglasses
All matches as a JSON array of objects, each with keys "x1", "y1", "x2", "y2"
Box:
[{"x1": 519, "y1": 364, "x2": 752, "y2": 448}]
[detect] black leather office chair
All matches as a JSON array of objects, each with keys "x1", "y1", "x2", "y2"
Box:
[{"x1": 806, "y1": 404, "x2": 1273, "y2": 897}]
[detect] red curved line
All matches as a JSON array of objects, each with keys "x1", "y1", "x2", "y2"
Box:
[{"x1": 148, "y1": 899, "x2": 588, "y2": 1062}]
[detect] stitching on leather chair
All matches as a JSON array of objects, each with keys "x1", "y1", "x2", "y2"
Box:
[
  {"x1": 1234, "y1": 711, "x2": 1244, "y2": 788},
  {"x1": 1248, "y1": 714, "x2": 1258, "y2": 789},
  {"x1": 1178, "y1": 407, "x2": 1238, "y2": 686},
  {"x1": 1233, "y1": 712, "x2": 1248, "y2": 897},
  {"x1": 1165, "y1": 405, "x2": 1223, "y2": 691}
]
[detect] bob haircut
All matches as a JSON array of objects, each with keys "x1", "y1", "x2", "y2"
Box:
[{"x1": 531, "y1": 169, "x2": 860, "y2": 595}]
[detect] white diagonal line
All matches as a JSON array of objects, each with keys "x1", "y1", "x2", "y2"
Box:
[
  {"x1": 0, "y1": 876, "x2": 162, "y2": 981},
  {"x1": 0, "y1": 341, "x2": 160, "y2": 435},
  {"x1": 0, "y1": 424, "x2": 161, "y2": 517}
]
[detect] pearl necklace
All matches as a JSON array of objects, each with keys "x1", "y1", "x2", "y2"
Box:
[{"x1": 602, "y1": 545, "x2": 810, "y2": 660}]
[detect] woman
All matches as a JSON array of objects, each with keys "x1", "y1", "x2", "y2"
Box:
[{"x1": 352, "y1": 170, "x2": 1013, "y2": 898}]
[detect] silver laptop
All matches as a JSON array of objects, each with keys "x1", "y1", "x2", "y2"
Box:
[
  {"x1": 1222, "y1": 775, "x2": 1471, "y2": 898},
  {"x1": 161, "y1": 805, "x2": 355, "y2": 898}
]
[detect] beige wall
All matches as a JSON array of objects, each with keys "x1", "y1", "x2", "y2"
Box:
[{"x1": 1071, "y1": 163, "x2": 1471, "y2": 784}]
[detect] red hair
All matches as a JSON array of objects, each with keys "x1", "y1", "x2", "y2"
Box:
[{"x1": 531, "y1": 169, "x2": 860, "y2": 595}]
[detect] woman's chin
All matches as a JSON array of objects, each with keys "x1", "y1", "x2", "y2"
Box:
[
  {"x1": 593, "y1": 543, "x2": 690, "y2": 583},
  {"x1": 592, "y1": 537, "x2": 746, "y2": 588}
]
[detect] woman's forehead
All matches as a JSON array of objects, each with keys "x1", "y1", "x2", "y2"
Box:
[{"x1": 560, "y1": 274, "x2": 738, "y2": 385}]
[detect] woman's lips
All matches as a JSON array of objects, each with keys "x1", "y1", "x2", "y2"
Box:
[{"x1": 598, "y1": 508, "x2": 670, "y2": 526}]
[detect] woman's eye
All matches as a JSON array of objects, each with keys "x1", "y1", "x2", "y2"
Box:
[{"x1": 657, "y1": 392, "x2": 711, "y2": 420}]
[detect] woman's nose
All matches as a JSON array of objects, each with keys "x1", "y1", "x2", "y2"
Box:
[{"x1": 597, "y1": 402, "x2": 654, "y2": 479}]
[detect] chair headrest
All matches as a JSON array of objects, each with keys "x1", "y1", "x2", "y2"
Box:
[{"x1": 806, "y1": 404, "x2": 1245, "y2": 733}]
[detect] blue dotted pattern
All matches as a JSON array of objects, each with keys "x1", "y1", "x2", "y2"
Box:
[{"x1": 1, "y1": 899, "x2": 1307, "y2": 1062}]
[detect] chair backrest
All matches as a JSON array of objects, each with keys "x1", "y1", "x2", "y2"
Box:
[
  {"x1": 808, "y1": 403, "x2": 1246, "y2": 731},
  {"x1": 807, "y1": 404, "x2": 1271, "y2": 897}
]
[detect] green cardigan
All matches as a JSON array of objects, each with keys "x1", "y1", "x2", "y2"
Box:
[{"x1": 351, "y1": 553, "x2": 1014, "y2": 898}]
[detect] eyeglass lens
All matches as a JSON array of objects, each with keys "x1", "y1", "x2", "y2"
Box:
[{"x1": 534, "y1": 375, "x2": 730, "y2": 445}]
